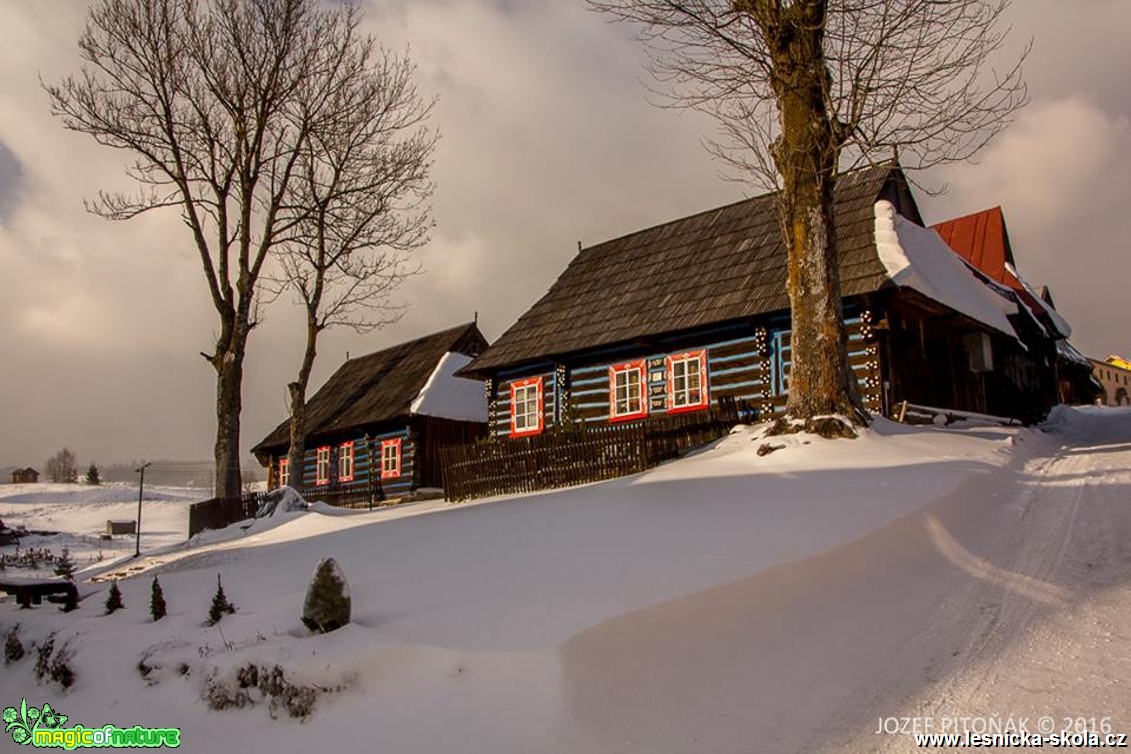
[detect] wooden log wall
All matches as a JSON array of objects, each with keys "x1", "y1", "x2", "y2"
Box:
[
  {"x1": 276, "y1": 426, "x2": 415, "y2": 502},
  {"x1": 490, "y1": 370, "x2": 557, "y2": 438},
  {"x1": 412, "y1": 415, "x2": 488, "y2": 489},
  {"x1": 486, "y1": 311, "x2": 885, "y2": 437},
  {"x1": 762, "y1": 315, "x2": 883, "y2": 419}
]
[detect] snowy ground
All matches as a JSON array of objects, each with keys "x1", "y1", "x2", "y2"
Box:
[
  {"x1": 1, "y1": 407, "x2": 1129, "y2": 752},
  {"x1": 0, "y1": 483, "x2": 202, "y2": 577}
]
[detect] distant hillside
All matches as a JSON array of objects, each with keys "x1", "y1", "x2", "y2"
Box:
[
  {"x1": 99, "y1": 461, "x2": 263, "y2": 489},
  {"x1": 3, "y1": 460, "x2": 263, "y2": 488}
]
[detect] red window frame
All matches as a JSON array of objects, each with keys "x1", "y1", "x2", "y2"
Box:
[
  {"x1": 338, "y1": 441, "x2": 355, "y2": 482},
  {"x1": 608, "y1": 359, "x2": 648, "y2": 422},
  {"x1": 278, "y1": 457, "x2": 289, "y2": 488},
  {"x1": 380, "y1": 438, "x2": 402, "y2": 480},
  {"x1": 315, "y1": 446, "x2": 331, "y2": 486},
  {"x1": 509, "y1": 376, "x2": 544, "y2": 437},
  {"x1": 666, "y1": 349, "x2": 709, "y2": 414}
]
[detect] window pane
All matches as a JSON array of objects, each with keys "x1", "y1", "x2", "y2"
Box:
[{"x1": 513, "y1": 384, "x2": 538, "y2": 431}]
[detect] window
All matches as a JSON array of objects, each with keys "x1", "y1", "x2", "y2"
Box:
[
  {"x1": 609, "y1": 360, "x2": 647, "y2": 421},
  {"x1": 667, "y1": 350, "x2": 709, "y2": 413},
  {"x1": 510, "y1": 377, "x2": 544, "y2": 437},
  {"x1": 338, "y1": 442, "x2": 354, "y2": 482},
  {"x1": 315, "y1": 446, "x2": 331, "y2": 486},
  {"x1": 278, "y1": 457, "x2": 289, "y2": 488},
  {"x1": 380, "y1": 438, "x2": 402, "y2": 479}
]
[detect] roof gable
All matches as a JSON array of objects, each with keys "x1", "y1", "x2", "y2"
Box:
[
  {"x1": 931, "y1": 206, "x2": 1015, "y2": 286},
  {"x1": 463, "y1": 164, "x2": 903, "y2": 377},
  {"x1": 253, "y1": 322, "x2": 488, "y2": 454},
  {"x1": 932, "y1": 207, "x2": 1071, "y2": 339}
]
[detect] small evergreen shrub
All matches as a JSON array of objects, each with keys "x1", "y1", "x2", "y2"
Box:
[
  {"x1": 104, "y1": 581, "x2": 124, "y2": 615},
  {"x1": 301, "y1": 558, "x2": 351, "y2": 634},
  {"x1": 59, "y1": 588, "x2": 78, "y2": 613},
  {"x1": 150, "y1": 577, "x2": 167, "y2": 621},
  {"x1": 207, "y1": 575, "x2": 236, "y2": 626},
  {"x1": 53, "y1": 547, "x2": 76, "y2": 581}
]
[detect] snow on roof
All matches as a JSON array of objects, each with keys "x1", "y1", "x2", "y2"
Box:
[
  {"x1": 1004, "y1": 262, "x2": 1072, "y2": 339},
  {"x1": 1057, "y1": 339, "x2": 1091, "y2": 367},
  {"x1": 873, "y1": 201, "x2": 1019, "y2": 340},
  {"x1": 410, "y1": 351, "x2": 488, "y2": 422}
]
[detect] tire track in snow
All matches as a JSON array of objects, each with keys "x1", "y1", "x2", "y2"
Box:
[{"x1": 857, "y1": 409, "x2": 1131, "y2": 753}]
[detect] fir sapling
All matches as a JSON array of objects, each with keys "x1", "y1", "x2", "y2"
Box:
[
  {"x1": 207, "y1": 574, "x2": 236, "y2": 626},
  {"x1": 104, "y1": 581, "x2": 124, "y2": 615},
  {"x1": 150, "y1": 576, "x2": 167, "y2": 621}
]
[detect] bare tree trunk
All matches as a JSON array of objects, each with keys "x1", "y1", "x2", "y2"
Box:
[
  {"x1": 755, "y1": 0, "x2": 858, "y2": 422},
  {"x1": 213, "y1": 331, "x2": 247, "y2": 501},
  {"x1": 286, "y1": 311, "x2": 320, "y2": 491},
  {"x1": 286, "y1": 382, "x2": 306, "y2": 491}
]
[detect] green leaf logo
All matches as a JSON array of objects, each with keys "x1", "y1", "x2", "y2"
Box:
[{"x1": 4, "y1": 698, "x2": 66, "y2": 746}]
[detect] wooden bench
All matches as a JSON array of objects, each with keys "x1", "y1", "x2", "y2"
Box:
[{"x1": 0, "y1": 579, "x2": 79, "y2": 609}]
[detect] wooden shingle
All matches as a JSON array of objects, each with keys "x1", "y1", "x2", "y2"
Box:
[
  {"x1": 462, "y1": 164, "x2": 899, "y2": 377},
  {"x1": 253, "y1": 322, "x2": 487, "y2": 455}
]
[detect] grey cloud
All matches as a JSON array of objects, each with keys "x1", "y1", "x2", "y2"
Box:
[
  {"x1": 2, "y1": 0, "x2": 1130, "y2": 469},
  {"x1": 0, "y1": 139, "x2": 23, "y2": 222}
]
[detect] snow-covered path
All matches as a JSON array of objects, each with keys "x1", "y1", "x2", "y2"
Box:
[
  {"x1": 855, "y1": 408, "x2": 1131, "y2": 752},
  {"x1": 558, "y1": 409, "x2": 1131, "y2": 753}
]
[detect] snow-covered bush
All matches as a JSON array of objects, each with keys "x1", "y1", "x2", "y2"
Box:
[
  {"x1": 33, "y1": 634, "x2": 75, "y2": 690},
  {"x1": 254, "y1": 487, "x2": 309, "y2": 519},
  {"x1": 204, "y1": 663, "x2": 325, "y2": 720},
  {"x1": 301, "y1": 558, "x2": 351, "y2": 634},
  {"x1": 4, "y1": 625, "x2": 24, "y2": 664}
]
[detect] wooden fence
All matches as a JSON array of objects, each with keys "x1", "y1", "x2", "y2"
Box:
[
  {"x1": 187, "y1": 493, "x2": 262, "y2": 538},
  {"x1": 439, "y1": 401, "x2": 745, "y2": 503},
  {"x1": 187, "y1": 484, "x2": 386, "y2": 538}
]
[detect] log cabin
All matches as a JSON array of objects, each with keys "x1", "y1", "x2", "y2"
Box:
[
  {"x1": 252, "y1": 322, "x2": 489, "y2": 503},
  {"x1": 932, "y1": 206, "x2": 1095, "y2": 410},
  {"x1": 10, "y1": 468, "x2": 39, "y2": 484},
  {"x1": 457, "y1": 163, "x2": 1061, "y2": 437}
]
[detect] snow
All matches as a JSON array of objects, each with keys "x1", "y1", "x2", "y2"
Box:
[
  {"x1": 408, "y1": 350, "x2": 487, "y2": 422},
  {"x1": 1006, "y1": 261, "x2": 1073, "y2": 338},
  {"x1": 3, "y1": 408, "x2": 1131, "y2": 752},
  {"x1": 0, "y1": 483, "x2": 202, "y2": 579},
  {"x1": 252, "y1": 486, "x2": 309, "y2": 519},
  {"x1": 874, "y1": 201, "x2": 1020, "y2": 339},
  {"x1": 1057, "y1": 338, "x2": 1092, "y2": 366}
]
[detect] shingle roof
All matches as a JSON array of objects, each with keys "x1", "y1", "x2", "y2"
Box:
[
  {"x1": 252, "y1": 322, "x2": 487, "y2": 455},
  {"x1": 461, "y1": 164, "x2": 900, "y2": 377}
]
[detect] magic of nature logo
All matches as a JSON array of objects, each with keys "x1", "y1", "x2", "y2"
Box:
[{"x1": 4, "y1": 698, "x2": 181, "y2": 749}]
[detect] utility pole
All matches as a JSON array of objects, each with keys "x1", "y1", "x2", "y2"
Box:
[{"x1": 135, "y1": 462, "x2": 152, "y2": 558}]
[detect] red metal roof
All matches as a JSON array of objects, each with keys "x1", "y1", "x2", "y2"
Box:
[
  {"x1": 932, "y1": 207, "x2": 1058, "y2": 333},
  {"x1": 931, "y1": 206, "x2": 1015, "y2": 288}
]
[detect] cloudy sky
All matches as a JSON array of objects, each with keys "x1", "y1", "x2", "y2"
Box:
[{"x1": 1, "y1": 0, "x2": 1129, "y2": 471}]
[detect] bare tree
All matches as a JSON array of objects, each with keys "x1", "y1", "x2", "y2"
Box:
[
  {"x1": 46, "y1": 0, "x2": 405, "y2": 497},
  {"x1": 45, "y1": 448, "x2": 78, "y2": 484},
  {"x1": 268, "y1": 46, "x2": 436, "y2": 485},
  {"x1": 587, "y1": 0, "x2": 1027, "y2": 428}
]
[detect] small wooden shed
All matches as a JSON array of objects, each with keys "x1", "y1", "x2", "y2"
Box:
[{"x1": 10, "y1": 468, "x2": 39, "y2": 484}]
